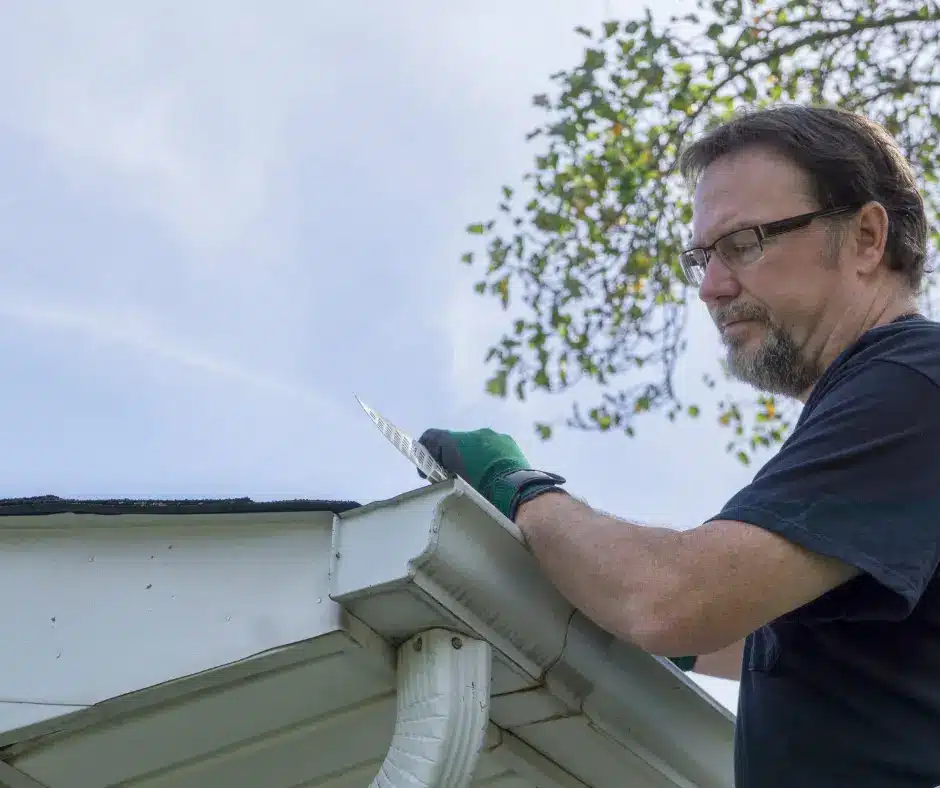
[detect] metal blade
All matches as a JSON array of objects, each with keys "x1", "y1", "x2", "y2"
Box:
[{"x1": 356, "y1": 396, "x2": 450, "y2": 483}]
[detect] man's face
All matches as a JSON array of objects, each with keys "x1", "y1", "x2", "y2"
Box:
[{"x1": 692, "y1": 148, "x2": 850, "y2": 399}]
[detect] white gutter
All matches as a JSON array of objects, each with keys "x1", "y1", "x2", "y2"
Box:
[
  {"x1": 370, "y1": 628, "x2": 491, "y2": 787},
  {"x1": 332, "y1": 478, "x2": 735, "y2": 788}
]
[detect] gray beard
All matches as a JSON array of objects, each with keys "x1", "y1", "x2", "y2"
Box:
[{"x1": 724, "y1": 318, "x2": 820, "y2": 398}]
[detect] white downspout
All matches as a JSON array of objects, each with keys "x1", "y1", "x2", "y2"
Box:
[{"x1": 370, "y1": 628, "x2": 492, "y2": 787}]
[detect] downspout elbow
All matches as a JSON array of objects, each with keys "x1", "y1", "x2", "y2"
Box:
[{"x1": 370, "y1": 628, "x2": 492, "y2": 787}]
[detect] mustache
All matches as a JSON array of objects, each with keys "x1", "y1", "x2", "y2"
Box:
[{"x1": 711, "y1": 302, "x2": 770, "y2": 326}]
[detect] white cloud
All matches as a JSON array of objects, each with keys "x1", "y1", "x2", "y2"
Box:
[
  {"x1": 0, "y1": 0, "x2": 698, "y2": 260},
  {"x1": 0, "y1": 289, "x2": 345, "y2": 419},
  {"x1": 0, "y1": 3, "x2": 340, "y2": 259}
]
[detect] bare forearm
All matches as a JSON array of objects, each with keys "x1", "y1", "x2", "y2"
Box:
[
  {"x1": 515, "y1": 490, "x2": 685, "y2": 651},
  {"x1": 693, "y1": 640, "x2": 744, "y2": 681}
]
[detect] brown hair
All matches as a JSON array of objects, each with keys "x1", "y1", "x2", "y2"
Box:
[{"x1": 678, "y1": 105, "x2": 928, "y2": 290}]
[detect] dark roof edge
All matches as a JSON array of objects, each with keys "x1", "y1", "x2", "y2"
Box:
[{"x1": 0, "y1": 495, "x2": 362, "y2": 517}]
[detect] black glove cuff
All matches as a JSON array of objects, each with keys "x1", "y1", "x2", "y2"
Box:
[{"x1": 502, "y1": 469, "x2": 567, "y2": 521}]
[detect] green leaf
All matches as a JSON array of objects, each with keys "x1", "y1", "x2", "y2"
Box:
[
  {"x1": 492, "y1": 276, "x2": 510, "y2": 308},
  {"x1": 535, "y1": 422, "x2": 553, "y2": 440},
  {"x1": 584, "y1": 48, "x2": 606, "y2": 72},
  {"x1": 485, "y1": 373, "x2": 508, "y2": 398},
  {"x1": 466, "y1": 223, "x2": 486, "y2": 235}
]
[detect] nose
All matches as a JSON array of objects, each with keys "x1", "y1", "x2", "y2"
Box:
[{"x1": 698, "y1": 255, "x2": 741, "y2": 306}]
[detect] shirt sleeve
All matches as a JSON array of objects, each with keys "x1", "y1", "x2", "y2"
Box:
[{"x1": 710, "y1": 359, "x2": 940, "y2": 622}]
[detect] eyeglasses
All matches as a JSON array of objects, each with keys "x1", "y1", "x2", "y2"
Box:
[{"x1": 679, "y1": 204, "x2": 863, "y2": 286}]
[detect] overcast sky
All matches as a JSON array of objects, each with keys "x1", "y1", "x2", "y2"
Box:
[{"x1": 0, "y1": 0, "x2": 772, "y2": 712}]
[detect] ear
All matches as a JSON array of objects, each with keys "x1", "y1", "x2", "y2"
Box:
[{"x1": 852, "y1": 201, "x2": 890, "y2": 276}]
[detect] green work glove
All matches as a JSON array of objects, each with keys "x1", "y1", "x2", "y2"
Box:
[
  {"x1": 668, "y1": 656, "x2": 698, "y2": 672},
  {"x1": 418, "y1": 428, "x2": 566, "y2": 520}
]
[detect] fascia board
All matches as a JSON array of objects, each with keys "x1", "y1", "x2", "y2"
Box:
[{"x1": 0, "y1": 510, "x2": 345, "y2": 711}]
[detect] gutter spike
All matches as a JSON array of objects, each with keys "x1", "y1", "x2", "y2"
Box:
[{"x1": 370, "y1": 628, "x2": 492, "y2": 787}]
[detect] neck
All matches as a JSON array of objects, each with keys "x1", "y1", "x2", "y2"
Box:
[{"x1": 796, "y1": 289, "x2": 918, "y2": 403}]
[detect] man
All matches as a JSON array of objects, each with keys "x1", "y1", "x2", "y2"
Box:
[{"x1": 420, "y1": 105, "x2": 940, "y2": 787}]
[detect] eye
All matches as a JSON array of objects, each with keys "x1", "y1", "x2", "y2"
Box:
[{"x1": 716, "y1": 228, "x2": 761, "y2": 263}]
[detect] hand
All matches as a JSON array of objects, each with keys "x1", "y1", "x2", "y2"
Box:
[{"x1": 418, "y1": 428, "x2": 565, "y2": 519}]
